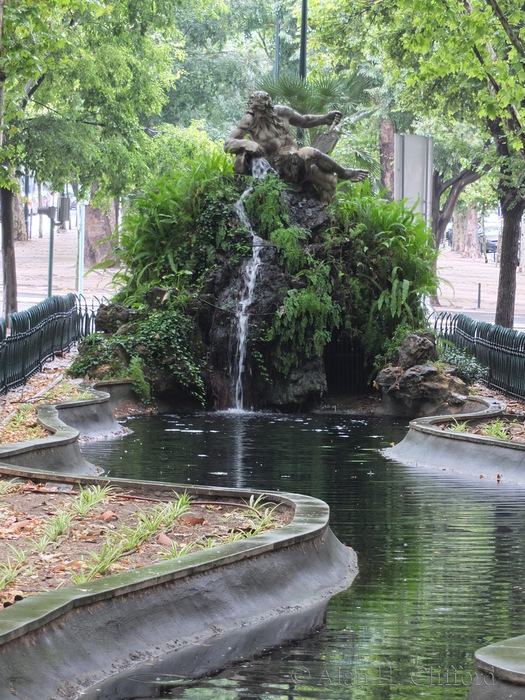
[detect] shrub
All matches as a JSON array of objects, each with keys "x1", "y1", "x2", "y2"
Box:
[
  {"x1": 112, "y1": 149, "x2": 236, "y2": 307},
  {"x1": 69, "y1": 306, "x2": 206, "y2": 405},
  {"x1": 329, "y1": 182, "x2": 438, "y2": 362},
  {"x1": 438, "y1": 342, "x2": 488, "y2": 385}
]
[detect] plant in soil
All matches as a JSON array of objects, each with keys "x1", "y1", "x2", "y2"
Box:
[
  {"x1": 0, "y1": 478, "x2": 291, "y2": 607},
  {"x1": 448, "y1": 419, "x2": 468, "y2": 433},
  {"x1": 481, "y1": 418, "x2": 512, "y2": 440}
]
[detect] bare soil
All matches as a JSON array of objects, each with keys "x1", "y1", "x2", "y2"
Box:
[
  {"x1": 0, "y1": 355, "x2": 292, "y2": 610},
  {"x1": 443, "y1": 384, "x2": 525, "y2": 442},
  {"x1": 0, "y1": 477, "x2": 292, "y2": 609}
]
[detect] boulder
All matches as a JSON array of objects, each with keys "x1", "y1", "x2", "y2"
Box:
[
  {"x1": 375, "y1": 333, "x2": 468, "y2": 418},
  {"x1": 95, "y1": 304, "x2": 131, "y2": 334},
  {"x1": 397, "y1": 332, "x2": 438, "y2": 369}
]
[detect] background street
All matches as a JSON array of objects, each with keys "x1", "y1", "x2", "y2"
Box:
[
  {"x1": 0, "y1": 222, "x2": 114, "y2": 311},
  {"x1": 436, "y1": 246, "x2": 525, "y2": 330}
]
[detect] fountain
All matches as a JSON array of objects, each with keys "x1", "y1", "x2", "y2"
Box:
[{"x1": 231, "y1": 157, "x2": 273, "y2": 410}]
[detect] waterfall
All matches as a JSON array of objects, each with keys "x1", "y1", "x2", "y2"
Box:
[{"x1": 232, "y1": 157, "x2": 273, "y2": 410}]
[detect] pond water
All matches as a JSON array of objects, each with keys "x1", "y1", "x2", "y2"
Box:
[{"x1": 81, "y1": 412, "x2": 525, "y2": 699}]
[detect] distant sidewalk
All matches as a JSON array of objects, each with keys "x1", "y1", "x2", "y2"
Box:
[
  {"x1": 0, "y1": 228, "x2": 115, "y2": 311},
  {"x1": 434, "y1": 246, "x2": 525, "y2": 330}
]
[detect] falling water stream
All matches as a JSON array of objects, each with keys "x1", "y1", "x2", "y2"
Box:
[
  {"x1": 232, "y1": 158, "x2": 273, "y2": 410},
  {"x1": 80, "y1": 412, "x2": 525, "y2": 699}
]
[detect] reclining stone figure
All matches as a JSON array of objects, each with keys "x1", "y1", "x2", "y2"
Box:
[{"x1": 224, "y1": 90, "x2": 368, "y2": 201}]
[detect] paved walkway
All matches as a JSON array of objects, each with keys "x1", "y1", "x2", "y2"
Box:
[
  {"x1": 0, "y1": 227, "x2": 115, "y2": 311},
  {"x1": 435, "y1": 246, "x2": 525, "y2": 330},
  {"x1": 1, "y1": 232, "x2": 525, "y2": 328}
]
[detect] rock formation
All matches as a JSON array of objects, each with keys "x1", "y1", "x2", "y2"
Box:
[{"x1": 375, "y1": 332, "x2": 469, "y2": 418}]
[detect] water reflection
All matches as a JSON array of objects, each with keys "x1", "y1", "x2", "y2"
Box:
[{"x1": 81, "y1": 413, "x2": 525, "y2": 699}]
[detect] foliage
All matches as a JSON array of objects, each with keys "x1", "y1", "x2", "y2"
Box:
[
  {"x1": 221, "y1": 172, "x2": 437, "y2": 377},
  {"x1": 69, "y1": 305, "x2": 207, "y2": 405},
  {"x1": 482, "y1": 418, "x2": 511, "y2": 441},
  {"x1": 241, "y1": 173, "x2": 341, "y2": 373},
  {"x1": 309, "y1": 0, "x2": 525, "y2": 323},
  {"x1": 329, "y1": 181, "x2": 438, "y2": 361},
  {"x1": 266, "y1": 258, "x2": 342, "y2": 375},
  {"x1": 128, "y1": 357, "x2": 151, "y2": 405},
  {"x1": 448, "y1": 419, "x2": 468, "y2": 434},
  {"x1": 113, "y1": 148, "x2": 236, "y2": 305},
  {"x1": 67, "y1": 334, "x2": 128, "y2": 379},
  {"x1": 4, "y1": 0, "x2": 184, "y2": 196},
  {"x1": 120, "y1": 305, "x2": 206, "y2": 404},
  {"x1": 437, "y1": 342, "x2": 489, "y2": 385},
  {"x1": 244, "y1": 174, "x2": 289, "y2": 236}
]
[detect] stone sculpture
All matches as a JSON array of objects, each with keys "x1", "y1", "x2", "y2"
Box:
[{"x1": 224, "y1": 91, "x2": 368, "y2": 201}]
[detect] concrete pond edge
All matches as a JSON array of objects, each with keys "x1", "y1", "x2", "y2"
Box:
[
  {"x1": 0, "y1": 379, "x2": 132, "y2": 478},
  {"x1": 381, "y1": 395, "x2": 525, "y2": 482},
  {"x1": 383, "y1": 394, "x2": 525, "y2": 697},
  {"x1": 0, "y1": 381, "x2": 358, "y2": 700}
]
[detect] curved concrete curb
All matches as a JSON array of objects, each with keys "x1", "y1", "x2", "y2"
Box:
[
  {"x1": 0, "y1": 382, "x2": 132, "y2": 477},
  {"x1": 0, "y1": 472, "x2": 356, "y2": 700},
  {"x1": 467, "y1": 635, "x2": 525, "y2": 698},
  {"x1": 0, "y1": 385, "x2": 357, "y2": 700},
  {"x1": 381, "y1": 395, "x2": 525, "y2": 483}
]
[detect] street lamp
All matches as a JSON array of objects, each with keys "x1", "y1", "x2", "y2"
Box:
[{"x1": 299, "y1": 0, "x2": 307, "y2": 81}]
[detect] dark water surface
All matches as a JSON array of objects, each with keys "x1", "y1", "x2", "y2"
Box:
[{"x1": 81, "y1": 412, "x2": 525, "y2": 699}]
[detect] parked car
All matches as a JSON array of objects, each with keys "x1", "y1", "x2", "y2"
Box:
[{"x1": 479, "y1": 227, "x2": 500, "y2": 254}]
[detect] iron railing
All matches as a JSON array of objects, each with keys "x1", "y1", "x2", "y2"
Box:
[
  {"x1": 0, "y1": 293, "x2": 102, "y2": 395},
  {"x1": 433, "y1": 311, "x2": 525, "y2": 400}
]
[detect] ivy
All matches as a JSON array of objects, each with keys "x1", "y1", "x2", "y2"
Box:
[
  {"x1": 244, "y1": 174, "x2": 289, "y2": 236},
  {"x1": 69, "y1": 305, "x2": 207, "y2": 406},
  {"x1": 265, "y1": 258, "x2": 342, "y2": 375},
  {"x1": 120, "y1": 305, "x2": 206, "y2": 404}
]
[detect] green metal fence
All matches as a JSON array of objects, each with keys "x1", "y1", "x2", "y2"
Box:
[
  {"x1": 434, "y1": 312, "x2": 525, "y2": 399},
  {"x1": 0, "y1": 294, "x2": 101, "y2": 394}
]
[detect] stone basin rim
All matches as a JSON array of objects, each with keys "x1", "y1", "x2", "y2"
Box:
[
  {"x1": 474, "y1": 634, "x2": 525, "y2": 684},
  {"x1": 0, "y1": 467, "x2": 332, "y2": 646}
]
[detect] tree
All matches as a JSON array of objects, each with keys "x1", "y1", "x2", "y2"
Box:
[
  {"x1": 160, "y1": 0, "x2": 288, "y2": 137},
  {"x1": 309, "y1": 0, "x2": 525, "y2": 327},
  {"x1": 1, "y1": 0, "x2": 188, "y2": 315},
  {"x1": 414, "y1": 118, "x2": 492, "y2": 251}
]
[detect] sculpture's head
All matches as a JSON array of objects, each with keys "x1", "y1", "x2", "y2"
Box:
[{"x1": 248, "y1": 91, "x2": 274, "y2": 113}]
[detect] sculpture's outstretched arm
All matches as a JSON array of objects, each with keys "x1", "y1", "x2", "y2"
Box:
[{"x1": 280, "y1": 106, "x2": 342, "y2": 130}]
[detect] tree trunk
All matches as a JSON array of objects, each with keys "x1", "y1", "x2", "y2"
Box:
[
  {"x1": 431, "y1": 167, "x2": 486, "y2": 249},
  {"x1": 13, "y1": 190, "x2": 27, "y2": 241},
  {"x1": 452, "y1": 209, "x2": 466, "y2": 252},
  {"x1": 1, "y1": 187, "x2": 18, "y2": 319},
  {"x1": 379, "y1": 118, "x2": 395, "y2": 197},
  {"x1": 495, "y1": 197, "x2": 525, "y2": 327},
  {"x1": 489, "y1": 117, "x2": 525, "y2": 327},
  {"x1": 37, "y1": 182, "x2": 43, "y2": 238},
  {"x1": 463, "y1": 206, "x2": 482, "y2": 258},
  {"x1": 84, "y1": 184, "x2": 115, "y2": 267}
]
